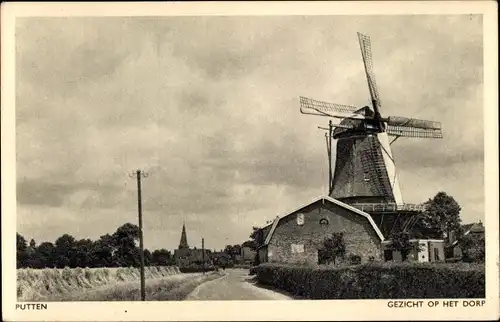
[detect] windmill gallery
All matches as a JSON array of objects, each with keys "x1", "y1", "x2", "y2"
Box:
[{"x1": 253, "y1": 33, "x2": 446, "y2": 265}]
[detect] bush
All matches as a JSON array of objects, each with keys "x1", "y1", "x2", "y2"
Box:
[
  {"x1": 179, "y1": 265, "x2": 216, "y2": 273},
  {"x1": 255, "y1": 262, "x2": 484, "y2": 299}
]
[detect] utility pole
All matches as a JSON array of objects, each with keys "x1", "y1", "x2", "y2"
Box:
[
  {"x1": 319, "y1": 121, "x2": 334, "y2": 196},
  {"x1": 202, "y1": 237, "x2": 205, "y2": 275},
  {"x1": 328, "y1": 120, "x2": 333, "y2": 195},
  {"x1": 322, "y1": 120, "x2": 334, "y2": 195},
  {"x1": 130, "y1": 169, "x2": 148, "y2": 301}
]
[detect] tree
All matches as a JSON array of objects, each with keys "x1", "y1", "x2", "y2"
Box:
[
  {"x1": 249, "y1": 226, "x2": 259, "y2": 239},
  {"x1": 249, "y1": 226, "x2": 265, "y2": 246},
  {"x1": 224, "y1": 244, "x2": 241, "y2": 262},
  {"x1": 421, "y1": 192, "x2": 462, "y2": 239},
  {"x1": 144, "y1": 249, "x2": 153, "y2": 266},
  {"x1": 16, "y1": 222, "x2": 186, "y2": 269},
  {"x1": 318, "y1": 232, "x2": 346, "y2": 265},
  {"x1": 459, "y1": 234, "x2": 485, "y2": 263},
  {"x1": 17, "y1": 233, "x2": 28, "y2": 268},
  {"x1": 223, "y1": 245, "x2": 233, "y2": 255},
  {"x1": 54, "y1": 234, "x2": 77, "y2": 268},
  {"x1": 151, "y1": 249, "x2": 172, "y2": 266},
  {"x1": 74, "y1": 238, "x2": 95, "y2": 268},
  {"x1": 36, "y1": 242, "x2": 56, "y2": 268},
  {"x1": 233, "y1": 245, "x2": 242, "y2": 256},
  {"x1": 212, "y1": 251, "x2": 231, "y2": 267},
  {"x1": 112, "y1": 223, "x2": 141, "y2": 267},
  {"x1": 241, "y1": 240, "x2": 258, "y2": 250},
  {"x1": 25, "y1": 238, "x2": 42, "y2": 268},
  {"x1": 17, "y1": 233, "x2": 27, "y2": 251},
  {"x1": 388, "y1": 231, "x2": 420, "y2": 261},
  {"x1": 92, "y1": 234, "x2": 116, "y2": 267}
]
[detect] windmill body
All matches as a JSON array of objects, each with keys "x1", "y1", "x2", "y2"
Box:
[
  {"x1": 299, "y1": 33, "x2": 443, "y2": 237},
  {"x1": 332, "y1": 131, "x2": 403, "y2": 205}
]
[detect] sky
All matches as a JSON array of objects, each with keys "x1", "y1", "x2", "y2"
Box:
[{"x1": 15, "y1": 15, "x2": 484, "y2": 251}]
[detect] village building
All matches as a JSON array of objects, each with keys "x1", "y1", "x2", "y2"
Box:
[
  {"x1": 381, "y1": 239, "x2": 445, "y2": 262},
  {"x1": 256, "y1": 196, "x2": 385, "y2": 265},
  {"x1": 173, "y1": 223, "x2": 211, "y2": 269},
  {"x1": 446, "y1": 221, "x2": 485, "y2": 259},
  {"x1": 255, "y1": 196, "x2": 446, "y2": 265},
  {"x1": 241, "y1": 246, "x2": 257, "y2": 264},
  {"x1": 211, "y1": 250, "x2": 232, "y2": 266}
]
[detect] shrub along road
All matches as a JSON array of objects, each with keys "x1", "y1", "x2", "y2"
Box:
[{"x1": 185, "y1": 268, "x2": 294, "y2": 300}]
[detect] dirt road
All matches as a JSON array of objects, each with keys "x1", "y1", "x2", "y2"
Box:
[{"x1": 185, "y1": 269, "x2": 294, "y2": 301}]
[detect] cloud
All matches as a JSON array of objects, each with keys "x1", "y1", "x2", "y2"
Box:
[
  {"x1": 17, "y1": 180, "x2": 123, "y2": 209},
  {"x1": 15, "y1": 15, "x2": 484, "y2": 250}
]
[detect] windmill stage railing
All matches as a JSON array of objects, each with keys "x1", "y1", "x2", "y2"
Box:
[{"x1": 350, "y1": 203, "x2": 427, "y2": 213}]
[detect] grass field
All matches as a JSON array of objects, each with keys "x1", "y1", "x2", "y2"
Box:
[
  {"x1": 17, "y1": 266, "x2": 222, "y2": 301},
  {"x1": 48, "y1": 272, "x2": 224, "y2": 301}
]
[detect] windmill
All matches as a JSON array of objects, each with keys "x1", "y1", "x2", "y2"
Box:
[{"x1": 299, "y1": 33, "x2": 443, "y2": 237}]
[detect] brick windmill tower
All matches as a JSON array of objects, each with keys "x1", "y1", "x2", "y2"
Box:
[{"x1": 299, "y1": 33, "x2": 443, "y2": 237}]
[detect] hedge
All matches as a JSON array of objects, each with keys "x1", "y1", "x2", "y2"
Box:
[
  {"x1": 179, "y1": 266, "x2": 216, "y2": 273},
  {"x1": 254, "y1": 262, "x2": 485, "y2": 299}
]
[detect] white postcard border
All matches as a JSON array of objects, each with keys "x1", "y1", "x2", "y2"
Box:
[{"x1": 1, "y1": 1, "x2": 498, "y2": 321}]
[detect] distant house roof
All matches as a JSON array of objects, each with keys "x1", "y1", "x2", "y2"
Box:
[
  {"x1": 461, "y1": 223, "x2": 475, "y2": 232},
  {"x1": 468, "y1": 222, "x2": 485, "y2": 233},
  {"x1": 451, "y1": 222, "x2": 485, "y2": 246},
  {"x1": 257, "y1": 195, "x2": 385, "y2": 249}
]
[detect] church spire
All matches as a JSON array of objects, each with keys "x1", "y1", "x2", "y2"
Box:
[{"x1": 179, "y1": 222, "x2": 189, "y2": 249}]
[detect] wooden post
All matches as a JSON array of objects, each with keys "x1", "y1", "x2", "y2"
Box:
[
  {"x1": 135, "y1": 170, "x2": 146, "y2": 301},
  {"x1": 202, "y1": 238, "x2": 205, "y2": 275},
  {"x1": 328, "y1": 120, "x2": 333, "y2": 195}
]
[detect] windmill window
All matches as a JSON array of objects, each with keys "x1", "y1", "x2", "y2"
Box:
[{"x1": 319, "y1": 218, "x2": 329, "y2": 225}]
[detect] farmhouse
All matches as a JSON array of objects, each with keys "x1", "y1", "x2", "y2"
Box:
[
  {"x1": 255, "y1": 195, "x2": 448, "y2": 265},
  {"x1": 256, "y1": 196, "x2": 384, "y2": 265}
]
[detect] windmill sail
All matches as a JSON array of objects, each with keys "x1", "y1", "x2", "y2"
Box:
[
  {"x1": 318, "y1": 124, "x2": 357, "y2": 131},
  {"x1": 300, "y1": 96, "x2": 366, "y2": 120},
  {"x1": 358, "y1": 33, "x2": 382, "y2": 114},
  {"x1": 386, "y1": 125, "x2": 443, "y2": 138},
  {"x1": 386, "y1": 116, "x2": 441, "y2": 130}
]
